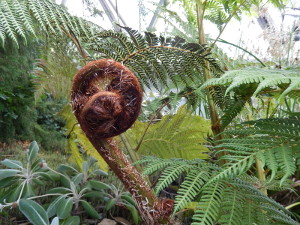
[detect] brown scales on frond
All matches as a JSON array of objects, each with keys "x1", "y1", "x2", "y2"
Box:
[{"x1": 71, "y1": 59, "x2": 174, "y2": 225}]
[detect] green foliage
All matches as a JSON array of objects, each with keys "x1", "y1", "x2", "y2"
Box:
[
  {"x1": 0, "y1": 141, "x2": 138, "y2": 224},
  {"x1": 0, "y1": 38, "x2": 38, "y2": 142},
  {"x1": 202, "y1": 68, "x2": 300, "y2": 100},
  {"x1": 33, "y1": 38, "x2": 80, "y2": 101},
  {"x1": 87, "y1": 26, "x2": 222, "y2": 91},
  {"x1": 58, "y1": 104, "x2": 108, "y2": 172},
  {"x1": 214, "y1": 116, "x2": 300, "y2": 185},
  {"x1": 0, "y1": 0, "x2": 99, "y2": 47},
  {"x1": 125, "y1": 105, "x2": 211, "y2": 160},
  {"x1": 137, "y1": 156, "x2": 298, "y2": 225},
  {"x1": 201, "y1": 68, "x2": 300, "y2": 129}
]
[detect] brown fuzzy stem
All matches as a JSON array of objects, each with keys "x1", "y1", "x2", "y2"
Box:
[{"x1": 71, "y1": 59, "x2": 174, "y2": 224}]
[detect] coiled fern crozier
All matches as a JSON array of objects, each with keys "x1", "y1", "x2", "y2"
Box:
[{"x1": 71, "y1": 59, "x2": 175, "y2": 225}]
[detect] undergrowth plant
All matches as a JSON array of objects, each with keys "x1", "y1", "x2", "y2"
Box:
[{"x1": 0, "y1": 141, "x2": 138, "y2": 225}]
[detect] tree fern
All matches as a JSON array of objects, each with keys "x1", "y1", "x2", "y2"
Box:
[
  {"x1": 87, "y1": 26, "x2": 222, "y2": 91},
  {"x1": 0, "y1": 0, "x2": 99, "y2": 47}
]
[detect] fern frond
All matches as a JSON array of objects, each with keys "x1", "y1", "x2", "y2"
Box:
[
  {"x1": 155, "y1": 163, "x2": 189, "y2": 195},
  {"x1": 201, "y1": 68, "x2": 300, "y2": 100},
  {"x1": 218, "y1": 188, "x2": 244, "y2": 225},
  {"x1": 0, "y1": 0, "x2": 100, "y2": 47},
  {"x1": 206, "y1": 154, "x2": 255, "y2": 185},
  {"x1": 125, "y1": 105, "x2": 211, "y2": 160},
  {"x1": 88, "y1": 26, "x2": 222, "y2": 91},
  {"x1": 174, "y1": 169, "x2": 209, "y2": 213},
  {"x1": 274, "y1": 145, "x2": 297, "y2": 185},
  {"x1": 142, "y1": 159, "x2": 173, "y2": 175},
  {"x1": 191, "y1": 182, "x2": 225, "y2": 225},
  {"x1": 214, "y1": 116, "x2": 300, "y2": 184}
]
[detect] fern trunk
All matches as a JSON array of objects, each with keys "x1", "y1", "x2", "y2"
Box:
[{"x1": 196, "y1": 3, "x2": 222, "y2": 136}]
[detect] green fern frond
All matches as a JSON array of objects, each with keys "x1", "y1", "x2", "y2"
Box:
[
  {"x1": 155, "y1": 163, "x2": 189, "y2": 195},
  {"x1": 207, "y1": 154, "x2": 255, "y2": 185},
  {"x1": 58, "y1": 104, "x2": 108, "y2": 172},
  {"x1": 138, "y1": 156, "x2": 298, "y2": 224},
  {"x1": 216, "y1": 116, "x2": 300, "y2": 185},
  {"x1": 219, "y1": 188, "x2": 244, "y2": 225},
  {"x1": 191, "y1": 182, "x2": 225, "y2": 225},
  {"x1": 125, "y1": 105, "x2": 211, "y2": 160},
  {"x1": 201, "y1": 68, "x2": 300, "y2": 100},
  {"x1": 142, "y1": 159, "x2": 173, "y2": 175},
  {"x1": 0, "y1": 0, "x2": 100, "y2": 47},
  {"x1": 88, "y1": 26, "x2": 222, "y2": 91},
  {"x1": 274, "y1": 145, "x2": 297, "y2": 185},
  {"x1": 174, "y1": 169, "x2": 209, "y2": 213}
]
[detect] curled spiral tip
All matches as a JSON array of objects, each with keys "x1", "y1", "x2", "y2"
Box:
[{"x1": 71, "y1": 59, "x2": 142, "y2": 139}]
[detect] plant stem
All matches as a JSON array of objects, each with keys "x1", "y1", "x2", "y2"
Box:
[
  {"x1": 255, "y1": 157, "x2": 267, "y2": 195},
  {"x1": 285, "y1": 202, "x2": 300, "y2": 210},
  {"x1": 217, "y1": 39, "x2": 266, "y2": 67},
  {"x1": 89, "y1": 137, "x2": 174, "y2": 224},
  {"x1": 196, "y1": 3, "x2": 221, "y2": 136}
]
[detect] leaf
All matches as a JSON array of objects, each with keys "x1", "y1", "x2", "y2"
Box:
[
  {"x1": 1, "y1": 159, "x2": 23, "y2": 169},
  {"x1": 82, "y1": 161, "x2": 88, "y2": 174},
  {"x1": 0, "y1": 169, "x2": 19, "y2": 180},
  {"x1": 28, "y1": 141, "x2": 39, "y2": 162},
  {"x1": 47, "y1": 187, "x2": 71, "y2": 195},
  {"x1": 58, "y1": 164, "x2": 79, "y2": 174},
  {"x1": 89, "y1": 180, "x2": 111, "y2": 190},
  {"x1": 71, "y1": 173, "x2": 83, "y2": 185},
  {"x1": 47, "y1": 195, "x2": 66, "y2": 218},
  {"x1": 80, "y1": 200, "x2": 100, "y2": 219},
  {"x1": 83, "y1": 191, "x2": 105, "y2": 199},
  {"x1": 57, "y1": 197, "x2": 73, "y2": 219},
  {"x1": 0, "y1": 176, "x2": 17, "y2": 188},
  {"x1": 124, "y1": 203, "x2": 139, "y2": 225},
  {"x1": 93, "y1": 169, "x2": 108, "y2": 176},
  {"x1": 105, "y1": 199, "x2": 116, "y2": 211},
  {"x1": 63, "y1": 216, "x2": 80, "y2": 225},
  {"x1": 19, "y1": 199, "x2": 49, "y2": 225},
  {"x1": 50, "y1": 217, "x2": 59, "y2": 225}
]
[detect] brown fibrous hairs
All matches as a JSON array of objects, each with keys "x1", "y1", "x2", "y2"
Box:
[{"x1": 71, "y1": 59, "x2": 142, "y2": 139}]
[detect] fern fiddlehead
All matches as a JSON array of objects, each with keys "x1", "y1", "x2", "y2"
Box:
[{"x1": 71, "y1": 59, "x2": 174, "y2": 224}]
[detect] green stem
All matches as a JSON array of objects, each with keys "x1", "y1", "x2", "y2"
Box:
[
  {"x1": 255, "y1": 157, "x2": 267, "y2": 195},
  {"x1": 285, "y1": 202, "x2": 300, "y2": 210},
  {"x1": 217, "y1": 39, "x2": 266, "y2": 67}
]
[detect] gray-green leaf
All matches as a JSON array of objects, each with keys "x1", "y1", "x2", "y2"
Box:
[
  {"x1": 19, "y1": 199, "x2": 49, "y2": 225},
  {"x1": 57, "y1": 197, "x2": 73, "y2": 219},
  {"x1": 80, "y1": 200, "x2": 100, "y2": 219},
  {"x1": 63, "y1": 216, "x2": 80, "y2": 225},
  {"x1": 1, "y1": 159, "x2": 23, "y2": 169},
  {"x1": 0, "y1": 169, "x2": 19, "y2": 180},
  {"x1": 50, "y1": 217, "x2": 59, "y2": 225},
  {"x1": 28, "y1": 141, "x2": 39, "y2": 162}
]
